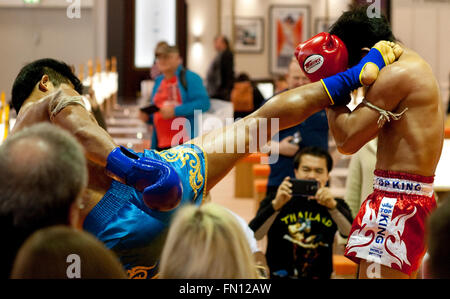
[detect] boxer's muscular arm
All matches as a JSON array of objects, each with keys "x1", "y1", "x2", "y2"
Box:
[
  {"x1": 191, "y1": 82, "x2": 331, "y2": 191},
  {"x1": 253, "y1": 83, "x2": 331, "y2": 132},
  {"x1": 51, "y1": 89, "x2": 117, "y2": 167},
  {"x1": 327, "y1": 64, "x2": 411, "y2": 155}
]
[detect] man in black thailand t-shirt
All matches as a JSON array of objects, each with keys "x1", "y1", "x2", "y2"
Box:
[{"x1": 249, "y1": 147, "x2": 353, "y2": 279}]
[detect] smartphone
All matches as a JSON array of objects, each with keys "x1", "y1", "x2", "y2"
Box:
[
  {"x1": 290, "y1": 179, "x2": 319, "y2": 197},
  {"x1": 140, "y1": 104, "x2": 160, "y2": 115}
]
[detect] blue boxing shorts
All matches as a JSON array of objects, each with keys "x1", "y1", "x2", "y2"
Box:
[{"x1": 83, "y1": 144, "x2": 208, "y2": 279}]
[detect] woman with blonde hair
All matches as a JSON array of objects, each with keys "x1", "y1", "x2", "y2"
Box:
[{"x1": 159, "y1": 203, "x2": 261, "y2": 279}]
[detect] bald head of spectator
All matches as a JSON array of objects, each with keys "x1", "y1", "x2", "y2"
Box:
[{"x1": 0, "y1": 123, "x2": 88, "y2": 278}]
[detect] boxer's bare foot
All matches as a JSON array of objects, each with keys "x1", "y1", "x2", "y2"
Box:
[{"x1": 361, "y1": 41, "x2": 404, "y2": 86}]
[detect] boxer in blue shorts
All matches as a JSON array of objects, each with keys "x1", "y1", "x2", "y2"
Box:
[
  {"x1": 83, "y1": 144, "x2": 207, "y2": 279},
  {"x1": 11, "y1": 44, "x2": 401, "y2": 278}
]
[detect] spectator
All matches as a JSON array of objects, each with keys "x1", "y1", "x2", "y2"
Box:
[
  {"x1": 150, "y1": 41, "x2": 169, "y2": 80},
  {"x1": 0, "y1": 123, "x2": 88, "y2": 278},
  {"x1": 141, "y1": 44, "x2": 210, "y2": 151},
  {"x1": 274, "y1": 75, "x2": 288, "y2": 95},
  {"x1": 10, "y1": 226, "x2": 127, "y2": 279},
  {"x1": 249, "y1": 147, "x2": 353, "y2": 279},
  {"x1": 266, "y1": 57, "x2": 329, "y2": 195},
  {"x1": 344, "y1": 138, "x2": 378, "y2": 218},
  {"x1": 426, "y1": 195, "x2": 450, "y2": 279},
  {"x1": 230, "y1": 72, "x2": 265, "y2": 120},
  {"x1": 159, "y1": 203, "x2": 261, "y2": 279},
  {"x1": 225, "y1": 208, "x2": 269, "y2": 278},
  {"x1": 202, "y1": 193, "x2": 269, "y2": 278},
  {"x1": 206, "y1": 35, "x2": 235, "y2": 102}
]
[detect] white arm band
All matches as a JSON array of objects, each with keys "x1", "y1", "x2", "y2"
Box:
[
  {"x1": 48, "y1": 89, "x2": 88, "y2": 122},
  {"x1": 362, "y1": 99, "x2": 408, "y2": 128}
]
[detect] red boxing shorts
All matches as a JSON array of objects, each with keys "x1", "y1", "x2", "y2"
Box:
[{"x1": 344, "y1": 170, "x2": 437, "y2": 276}]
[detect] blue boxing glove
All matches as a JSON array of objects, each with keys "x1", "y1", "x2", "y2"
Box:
[
  {"x1": 321, "y1": 46, "x2": 389, "y2": 105},
  {"x1": 106, "y1": 147, "x2": 183, "y2": 212}
]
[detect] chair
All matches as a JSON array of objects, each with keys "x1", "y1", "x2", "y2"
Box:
[
  {"x1": 234, "y1": 153, "x2": 267, "y2": 198},
  {"x1": 332, "y1": 255, "x2": 358, "y2": 279}
]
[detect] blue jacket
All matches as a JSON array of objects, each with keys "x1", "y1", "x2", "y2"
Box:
[
  {"x1": 264, "y1": 91, "x2": 329, "y2": 188},
  {"x1": 268, "y1": 110, "x2": 329, "y2": 187},
  {"x1": 149, "y1": 65, "x2": 211, "y2": 149}
]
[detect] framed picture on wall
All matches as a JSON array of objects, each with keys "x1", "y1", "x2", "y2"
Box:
[
  {"x1": 234, "y1": 18, "x2": 264, "y2": 53},
  {"x1": 269, "y1": 5, "x2": 311, "y2": 75},
  {"x1": 314, "y1": 17, "x2": 338, "y2": 35}
]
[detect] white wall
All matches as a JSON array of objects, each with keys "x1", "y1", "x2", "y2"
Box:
[
  {"x1": 229, "y1": 0, "x2": 314, "y2": 79},
  {"x1": 0, "y1": 0, "x2": 94, "y2": 8},
  {"x1": 392, "y1": 0, "x2": 450, "y2": 111},
  {"x1": 186, "y1": 0, "x2": 449, "y2": 109},
  {"x1": 1, "y1": 0, "x2": 447, "y2": 110},
  {"x1": 229, "y1": 0, "x2": 351, "y2": 79},
  {"x1": 186, "y1": 0, "x2": 220, "y2": 79},
  {"x1": 0, "y1": 1, "x2": 106, "y2": 101},
  {"x1": 186, "y1": 0, "x2": 352, "y2": 80}
]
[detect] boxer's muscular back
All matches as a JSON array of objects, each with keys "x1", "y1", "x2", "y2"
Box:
[
  {"x1": 11, "y1": 98, "x2": 52, "y2": 135},
  {"x1": 374, "y1": 49, "x2": 444, "y2": 177}
]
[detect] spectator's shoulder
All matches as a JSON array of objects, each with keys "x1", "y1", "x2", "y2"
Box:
[
  {"x1": 224, "y1": 49, "x2": 234, "y2": 58},
  {"x1": 183, "y1": 69, "x2": 202, "y2": 82},
  {"x1": 153, "y1": 74, "x2": 164, "y2": 86},
  {"x1": 156, "y1": 73, "x2": 165, "y2": 80}
]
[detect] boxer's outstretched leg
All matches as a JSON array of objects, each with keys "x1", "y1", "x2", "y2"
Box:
[{"x1": 361, "y1": 41, "x2": 404, "y2": 86}]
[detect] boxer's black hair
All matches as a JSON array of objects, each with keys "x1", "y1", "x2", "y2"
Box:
[
  {"x1": 330, "y1": 5, "x2": 396, "y2": 67},
  {"x1": 11, "y1": 58, "x2": 83, "y2": 114}
]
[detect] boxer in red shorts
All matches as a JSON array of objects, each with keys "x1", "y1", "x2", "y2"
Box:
[
  {"x1": 345, "y1": 170, "x2": 436, "y2": 277},
  {"x1": 304, "y1": 6, "x2": 444, "y2": 279}
]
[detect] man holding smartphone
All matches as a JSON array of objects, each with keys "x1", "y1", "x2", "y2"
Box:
[{"x1": 249, "y1": 147, "x2": 353, "y2": 279}]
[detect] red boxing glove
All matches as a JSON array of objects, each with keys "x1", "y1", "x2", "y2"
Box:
[{"x1": 295, "y1": 32, "x2": 349, "y2": 83}]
